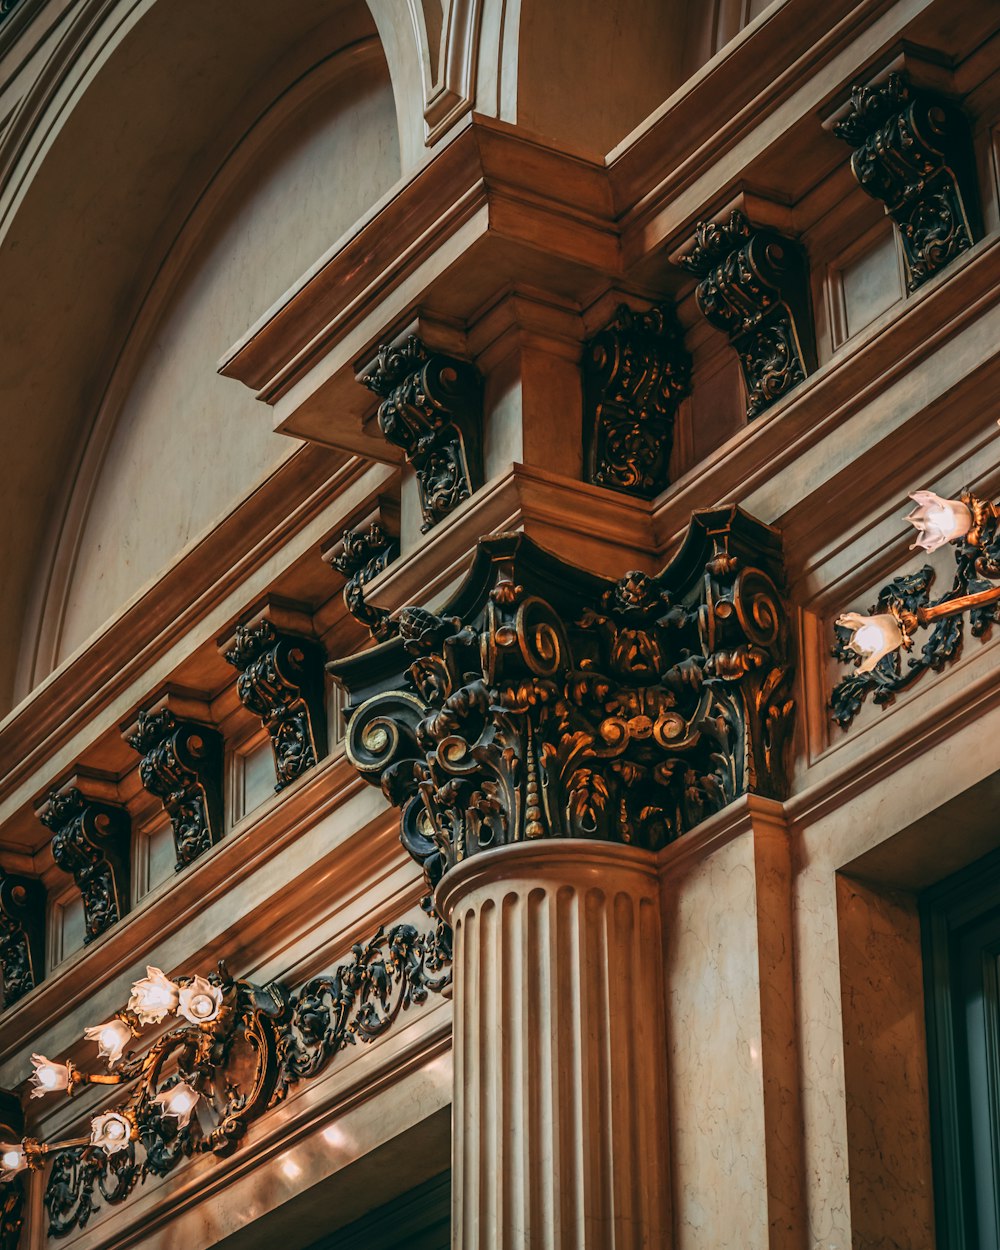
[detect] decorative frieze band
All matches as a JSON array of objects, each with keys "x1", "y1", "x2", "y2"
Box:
[
  {"x1": 583, "y1": 302, "x2": 691, "y2": 499},
  {"x1": 0, "y1": 873, "x2": 44, "y2": 1009},
  {"x1": 678, "y1": 209, "x2": 815, "y2": 420},
  {"x1": 833, "y1": 71, "x2": 977, "y2": 293},
  {"x1": 361, "y1": 336, "x2": 482, "y2": 533}
]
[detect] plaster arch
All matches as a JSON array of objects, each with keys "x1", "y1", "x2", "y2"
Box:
[{"x1": 0, "y1": 0, "x2": 403, "y2": 710}]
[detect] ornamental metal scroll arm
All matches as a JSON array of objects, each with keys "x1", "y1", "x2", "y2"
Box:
[
  {"x1": 583, "y1": 302, "x2": 691, "y2": 499},
  {"x1": 677, "y1": 209, "x2": 816, "y2": 420},
  {"x1": 831, "y1": 490, "x2": 1000, "y2": 727},
  {"x1": 833, "y1": 71, "x2": 979, "y2": 293},
  {"x1": 328, "y1": 511, "x2": 796, "y2": 887}
]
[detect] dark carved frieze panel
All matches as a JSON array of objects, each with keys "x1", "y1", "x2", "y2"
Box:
[
  {"x1": 329, "y1": 511, "x2": 795, "y2": 891},
  {"x1": 678, "y1": 209, "x2": 816, "y2": 420},
  {"x1": 0, "y1": 871, "x2": 44, "y2": 1009},
  {"x1": 833, "y1": 72, "x2": 978, "y2": 293},
  {"x1": 223, "y1": 620, "x2": 327, "y2": 791},
  {"x1": 37, "y1": 784, "x2": 130, "y2": 945},
  {"x1": 124, "y1": 708, "x2": 223, "y2": 871},
  {"x1": 361, "y1": 336, "x2": 482, "y2": 533},
  {"x1": 583, "y1": 302, "x2": 691, "y2": 499},
  {"x1": 323, "y1": 502, "x2": 400, "y2": 642}
]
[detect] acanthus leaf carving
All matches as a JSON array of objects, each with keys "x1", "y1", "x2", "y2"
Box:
[{"x1": 327, "y1": 518, "x2": 399, "y2": 642}]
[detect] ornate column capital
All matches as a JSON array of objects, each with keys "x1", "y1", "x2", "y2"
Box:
[
  {"x1": 0, "y1": 871, "x2": 44, "y2": 1008},
  {"x1": 122, "y1": 694, "x2": 223, "y2": 870},
  {"x1": 583, "y1": 301, "x2": 691, "y2": 499},
  {"x1": 221, "y1": 604, "x2": 327, "y2": 792},
  {"x1": 37, "y1": 779, "x2": 130, "y2": 944},
  {"x1": 832, "y1": 71, "x2": 977, "y2": 292},
  {"x1": 678, "y1": 209, "x2": 815, "y2": 419},
  {"x1": 329, "y1": 509, "x2": 795, "y2": 890},
  {"x1": 360, "y1": 335, "x2": 482, "y2": 533}
]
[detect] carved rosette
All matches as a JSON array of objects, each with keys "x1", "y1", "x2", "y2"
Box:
[
  {"x1": 834, "y1": 73, "x2": 978, "y2": 293},
  {"x1": 678, "y1": 210, "x2": 815, "y2": 420},
  {"x1": 125, "y1": 710, "x2": 223, "y2": 870},
  {"x1": 329, "y1": 512, "x2": 795, "y2": 888},
  {"x1": 38, "y1": 788, "x2": 130, "y2": 944},
  {"x1": 328, "y1": 520, "x2": 399, "y2": 641},
  {"x1": 0, "y1": 871, "x2": 44, "y2": 1008},
  {"x1": 583, "y1": 302, "x2": 691, "y2": 498},
  {"x1": 361, "y1": 336, "x2": 482, "y2": 532},
  {"x1": 224, "y1": 622, "x2": 327, "y2": 791}
]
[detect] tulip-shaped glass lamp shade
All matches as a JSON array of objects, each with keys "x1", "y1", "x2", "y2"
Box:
[
  {"x1": 84, "y1": 1018, "x2": 133, "y2": 1068},
  {"x1": 90, "y1": 1111, "x2": 133, "y2": 1155},
  {"x1": 29, "y1": 1054, "x2": 70, "y2": 1099},
  {"x1": 152, "y1": 1080, "x2": 200, "y2": 1128},
  {"x1": 127, "y1": 967, "x2": 180, "y2": 1025},
  {"x1": 177, "y1": 976, "x2": 223, "y2": 1025},
  {"x1": 906, "y1": 491, "x2": 972, "y2": 552},
  {"x1": 836, "y1": 612, "x2": 905, "y2": 673},
  {"x1": 0, "y1": 1143, "x2": 26, "y2": 1180}
]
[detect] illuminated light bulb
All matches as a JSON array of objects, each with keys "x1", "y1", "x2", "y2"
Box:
[
  {"x1": 0, "y1": 1143, "x2": 25, "y2": 1179},
  {"x1": 29, "y1": 1054, "x2": 69, "y2": 1099},
  {"x1": 905, "y1": 491, "x2": 972, "y2": 553},
  {"x1": 176, "y1": 975, "x2": 223, "y2": 1025},
  {"x1": 152, "y1": 1080, "x2": 200, "y2": 1128},
  {"x1": 84, "y1": 1018, "x2": 133, "y2": 1067},
  {"x1": 127, "y1": 967, "x2": 180, "y2": 1025},
  {"x1": 90, "y1": 1111, "x2": 132, "y2": 1155},
  {"x1": 836, "y1": 612, "x2": 905, "y2": 673}
]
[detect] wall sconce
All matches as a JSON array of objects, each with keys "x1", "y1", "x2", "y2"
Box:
[{"x1": 832, "y1": 490, "x2": 1000, "y2": 726}]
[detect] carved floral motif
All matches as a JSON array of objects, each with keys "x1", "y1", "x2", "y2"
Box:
[{"x1": 0, "y1": 873, "x2": 44, "y2": 1009}]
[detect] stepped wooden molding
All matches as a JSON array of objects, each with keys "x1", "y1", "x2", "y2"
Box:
[
  {"x1": 221, "y1": 604, "x2": 328, "y2": 794},
  {"x1": 0, "y1": 871, "x2": 43, "y2": 1009},
  {"x1": 678, "y1": 209, "x2": 816, "y2": 420},
  {"x1": 359, "y1": 336, "x2": 483, "y2": 533},
  {"x1": 122, "y1": 693, "x2": 223, "y2": 872},
  {"x1": 36, "y1": 778, "x2": 130, "y2": 946},
  {"x1": 583, "y1": 301, "x2": 691, "y2": 499},
  {"x1": 832, "y1": 70, "x2": 978, "y2": 293}
]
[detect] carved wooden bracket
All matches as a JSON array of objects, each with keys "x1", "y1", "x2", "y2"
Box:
[
  {"x1": 222, "y1": 612, "x2": 327, "y2": 792},
  {"x1": 583, "y1": 302, "x2": 691, "y2": 499},
  {"x1": 0, "y1": 871, "x2": 44, "y2": 1009},
  {"x1": 322, "y1": 500, "x2": 400, "y2": 642},
  {"x1": 37, "y1": 781, "x2": 130, "y2": 945},
  {"x1": 360, "y1": 336, "x2": 482, "y2": 533},
  {"x1": 678, "y1": 209, "x2": 815, "y2": 419},
  {"x1": 833, "y1": 71, "x2": 978, "y2": 293},
  {"x1": 328, "y1": 511, "x2": 795, "y2": 890},
  {"x1": 123, "y1": 700, "x2": 223, "y2": 871}
]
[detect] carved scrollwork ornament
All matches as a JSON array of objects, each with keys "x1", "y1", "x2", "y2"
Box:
[
  {"x1": 583, "y1": 302, "x2": 691, "y2": 499},
  {"x1": 361, "y1": 336, "x2": 483, "y2": 532},
  {"x1": 223, "y1": 622, "x2": 328, "y2": 791},
  {"x1": 833, "y1": 72, "x2": 979, "y2": 293},
  {"x1": 125, "y1": 710, "x2": 223, "y2": 870},
  {"x1": 38, "y1": 789, "x2": 130, "y2": 944},
  {"x1": 328, "y1": 520, "x2": 399, "y2": 641},
  {"x1": 330, "y1": 514, "x2": 795, "y2": 888},
  {"x1": 0, "y1": 873, "x2": 44, "y2": 1009},
  {"x1": 677, "y1": 210, "x2": 816, "y2": 420}
]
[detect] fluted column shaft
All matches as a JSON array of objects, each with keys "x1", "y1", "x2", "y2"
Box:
[{"x1": 438, "y1": 840, "x2": 671, "y2": 1250}]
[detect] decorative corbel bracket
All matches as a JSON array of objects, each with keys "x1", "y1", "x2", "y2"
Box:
[
  {"x1": 0, "y1": 872, "x2": 44, "y2": 1009},
  {"x1": 37, "y1": 777, "x2": 130, "y2": 945},
  {"x1": 583, "y1": 302, "x2": 691, "y2": 498},
  {"x1": 678, "y1": 209, "x2": 815, "y2": 419},
  {"x1": 122, "y1": 693, "x2": 223, "y2": 871},
  {"x1": 360, "y1": 335, "x2": 482, "y2": 533},
  {"x1": 832, "y1": 71, "x2": 978, "y2": 293},
  {"x1": 328, "y1": 510, "x2": 795, "y2": 890},
  {"x1": 221, "y1": 603, "x2": 327, "y2": 792},
  {"x1": 322, "y1": 499, "x2": 400, "y2": 642}
]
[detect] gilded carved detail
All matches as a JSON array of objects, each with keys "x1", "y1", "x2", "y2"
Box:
[
  {"x1": 328, "y1": 520, "x2": 399, "y2": 642},
  {"x1": 833, "y1": 73, "x2": 977, "y2": 293},
  {"x1": 0, "y1": 872, "x2": 44, "y2": 1009},
  {"x1": 678, "y1": 210, "x2": 815, "y2": 419},
  {"x1": 583, "y1": 302, "x2": 691, "y2": 498},
  {"x1": 362, "y1": 337, "x2": 482, "y2": 532},
  {"x1": 223, "y1": 622, "x2": 327, "y2": 792},
  {"x1": 38, "y1": 788, "x2": 130, "y2": 945},
  {"x1": 125, "y1": 710, "x2": 223, "y2": 870},
  {"x1": 329, "y1": 513, "x2": 794, "y2": 889}
]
